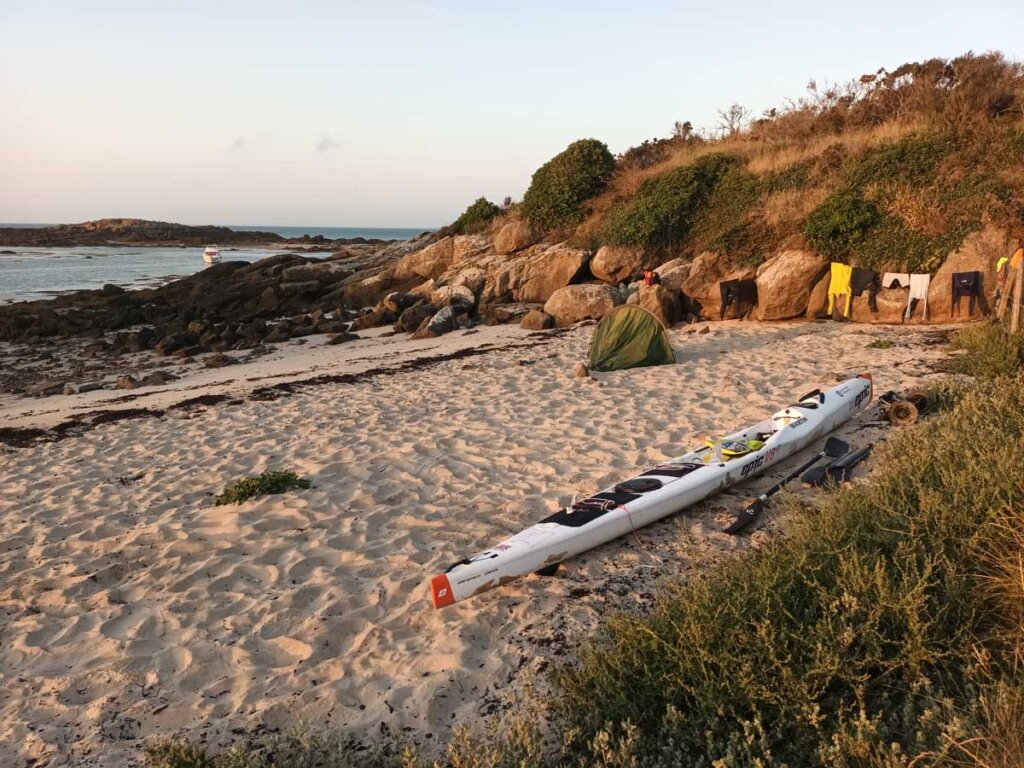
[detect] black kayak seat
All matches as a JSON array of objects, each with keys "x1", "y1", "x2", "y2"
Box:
[
  {"x1": 615, "y1": 477, "x2": 663, "y2": 494},
  {"x1": 640, "y1": 462, "x2": 704, "y2": 478}
]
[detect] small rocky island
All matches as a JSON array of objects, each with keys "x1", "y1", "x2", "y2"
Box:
[{"x1": 0, "y1": 218, "x2": 411, "y2": 248}]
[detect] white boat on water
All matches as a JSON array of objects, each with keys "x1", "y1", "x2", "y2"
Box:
[{"x1": 203, "y1": 245, "x2": 221, "y2": 264}]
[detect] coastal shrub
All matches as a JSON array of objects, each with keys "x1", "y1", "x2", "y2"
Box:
[
  {"x1": 145, "y1": 730, "x2": 408, "y2": 768},
  {"x1": 554, "y1": 366, "x2": 1024, "y2": 766},
  {"x1": 761, "y1": 161, "x2": 812, "y2": 194},
  {"x1": 950, "y1": 323, "x2": 1024, "y2": 379},
  {"x1": 602, "y1": 153, "x2": 737, "y2": 252},
  {"x1": 521, "y1": 139, "x2": 616, "y2": 231},
  {"x1": 444, "y1": 197, "x2": 502, "y2": 236},
  {"x1": 802, "y1": 189, "x2": 882, "y2": 260},
  {"x1": 848, "y1": 133, "x2": 953, "y2": 189},
  {"x1": 213, "y1": 470, "x2": 311, "y2": 506}
]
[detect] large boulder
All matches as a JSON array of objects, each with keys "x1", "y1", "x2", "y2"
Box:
[
  {"x1": 927, "y1": 225, "x2": 1010, "y2": 320},
  {"x1": 393, "y1": 237, "x2": 456, "y2": 281},
  {"x1": 850, "y1": 287, "x2": 909, "y2": 324},
  {"x1": 395, "y1": 301, "x2": 436, "y2": 333},
  {"x1": 806, "y1": 272, "x2": 831, "y2": 318},
  {"x1": 808, "y1": 270, "x2": 907, "y2": 324},
  {"x1": 655, "y1": 259, "x2": 691, "y2": 292},
  {"x1": 515, "y1": 246, "x2": 589, "y2": 303},
  {"x1": 591, "y1": 245, "x2": 654, "y2": 284},
  {"x1": 494, "y1": 219, "x2": 540, "y2": 255},
  {"x1": 543, "y1": 284, "x2": 622, "y2": 326},
  {"x1": 754, "y1": 251, "x2": 828, "y2": 320},
  {"x1": 431, "y1": 283, "x2": 477, "y2": 309},
  {"x1": 637, "y1": 284, "x2": 683, "y2": 327},
  {"x1": 520, "y1": 309, "x2": 554, "y2": 330},
  {"x1": 681, "y1": 251, "x2": 756, "y2": 319}
]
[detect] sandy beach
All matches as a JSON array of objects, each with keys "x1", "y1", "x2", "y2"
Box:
[{"x1": 0, "y1": 319, "x2": 952, "y2": 767}]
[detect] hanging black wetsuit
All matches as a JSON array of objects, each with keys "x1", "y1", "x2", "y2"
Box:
[
  {"x1": 850, "y1": 267, "x2": 880, "y2": 313},
  {"x1": 951, "y1": 271, "x2": 981, "y2": 317}
]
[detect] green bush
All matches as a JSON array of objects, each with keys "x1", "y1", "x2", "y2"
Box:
[
  {"x1": 803, "y1": 189, "x2": 882, "y2": 260},
  {"x1": 214, "y1": 470, "x2": 311, "y2": 506},
  {"x1": 521, "y1": 139, "x2": 615, "y2": 230},
  {"x1": 848, "y1": 133, "x2": 953, "y2": 189},
  {"x1": 602, "y1": 153, "x2": 737, "y2": 252},
  {"x1": 762, "y1": 161, "x2": 812, "y2": 193},
  {"x1": 445, "y1": 197, "x2": 502, "y2": 236}
]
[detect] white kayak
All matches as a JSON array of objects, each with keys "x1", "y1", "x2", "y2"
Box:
[{"x1": 430, "y1": 374, "x2": 873, "y2": 608}]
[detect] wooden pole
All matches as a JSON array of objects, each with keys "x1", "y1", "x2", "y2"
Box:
[
  {"x1": 997, "y1": 268, "x2": 1014, "y2": 321},
  {"x1": 1011, "y1": 265, "x2": 1024, "y2": 333}
]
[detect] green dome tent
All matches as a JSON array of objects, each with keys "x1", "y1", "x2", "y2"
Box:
[{"x1": 588, "y1": 304, "x2": 676, "y2": 372}]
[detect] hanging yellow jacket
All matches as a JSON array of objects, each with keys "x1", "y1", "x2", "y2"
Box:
[
  {"x1": 827, "y1": 262, "x2": 853, "y2": 317},
  {"x1": 1000, "y1": 249, "x2": 1023, "y2": 272}
]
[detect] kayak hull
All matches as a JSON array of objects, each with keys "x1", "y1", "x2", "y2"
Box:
[{"x1": 431, "y1": 374, "x2": 872, "y2": 608}]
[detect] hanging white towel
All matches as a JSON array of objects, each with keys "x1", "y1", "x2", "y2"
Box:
[
  {"x1": 882, "y1": 272, "x2": 911, "y2": 289},
  {"x1": 904, "y1": 273, "x2": 931, "y2": 320}
]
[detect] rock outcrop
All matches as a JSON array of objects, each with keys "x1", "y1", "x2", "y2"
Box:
[
  {"x1": 494, "y1": 219, "x2": 540, "y2": 255},
  {"x1": 926, "y1": 225, "x2": 1010, "y2": 320},
  {"x1": 681, "y1": 251, "x2": 757, "y2": 319},
  {"x1": 515, "y1": 246, "x2": 589, "y2": 303},
  {"x1": 591, "y1": 245, "x2": 655, "y2": 284},
  {"x1": 543, "y1": 284, "x2": 621, "y2": 326},
  {"x1": 520, "y1": 309, "x2": 554, "y2": 330},
  {"x1": 754, "y1": 251, "x2": 828, "y2": 320},
  {"x1": 393, "y1": 237, "x2": 456, "y2": 281},
  {"x1": 637, "y1": 284, "x2": 683, "y2": 327}
]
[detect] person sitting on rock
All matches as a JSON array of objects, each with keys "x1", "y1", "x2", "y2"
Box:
[{"x1": 643, "y1": 269, "x2": 661, "y2": 287}]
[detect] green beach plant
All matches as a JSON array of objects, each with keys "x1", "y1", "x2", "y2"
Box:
[{"x1": 214, "y1": 470, "x2": 312, "y2": 506}]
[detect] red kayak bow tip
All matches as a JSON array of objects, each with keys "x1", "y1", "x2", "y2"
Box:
[
  {"x1": 430, "y1": 574, "x2": 456, "y2": 609},
  {"x1": 860, "y1": 371, "x2": 873, "y2": 401}
]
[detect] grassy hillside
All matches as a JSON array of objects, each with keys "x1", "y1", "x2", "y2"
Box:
[{"x1": 506, "y1": 52, "x2": 1024, "y2": 274}]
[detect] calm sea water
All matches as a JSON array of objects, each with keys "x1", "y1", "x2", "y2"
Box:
[{"x1": 0, "y1": 224, "x2": 429, "y2": 303}]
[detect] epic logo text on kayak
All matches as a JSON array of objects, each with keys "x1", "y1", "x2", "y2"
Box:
[{"x1": 740, "y1": 447, "x2": 778, "y2": 477}]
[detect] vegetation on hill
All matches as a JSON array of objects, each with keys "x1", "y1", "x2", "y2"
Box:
[
  {"x1": 520, "y1": 138, "x2": 616, "y2": 231},
  {"x1": 449, "y1": 52, "x2": 1023, "y2": 272},
  {"x1": 442, "y1": 197, "x2": 503, "y2": 236}
]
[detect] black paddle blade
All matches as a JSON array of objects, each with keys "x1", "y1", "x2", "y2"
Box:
[
  {"x1": 801, "y1": 465, "x2": 829, "y2": 487},
  {"x1": 824, "y1": 437, "x2": 849, "y2": 457},
  {"x1": 724, "y1": 500, "x2": 764, "y2": 535}
]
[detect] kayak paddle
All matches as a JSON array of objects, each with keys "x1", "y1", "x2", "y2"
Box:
[
  {"x1": 724, "y1": 436, "x2": 849, "y2": 535},
  {"x1": 802, "y1": 443, "x2": 873, "y2": 487}
]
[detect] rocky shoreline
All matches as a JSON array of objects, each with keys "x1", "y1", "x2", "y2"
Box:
[{"x1": 0, "y1": 215, "x2": 1006, "y2": 402}]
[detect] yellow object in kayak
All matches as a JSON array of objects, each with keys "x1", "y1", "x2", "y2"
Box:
[{"x1": 705, "y1": 438, "x2": 765, "y2": 458}]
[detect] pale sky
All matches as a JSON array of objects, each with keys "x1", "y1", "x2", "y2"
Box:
[{"x1": 1, "y1": 0, "x2": 1021, "y2": 227}]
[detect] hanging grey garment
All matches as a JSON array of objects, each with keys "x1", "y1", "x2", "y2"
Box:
[
  {"x1": 882, "y1": 272, "x2": 911, "y2": 289},
  {"x1": 904, "y1": 273, "x2": 931, "y2": 320}
]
